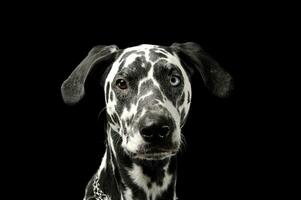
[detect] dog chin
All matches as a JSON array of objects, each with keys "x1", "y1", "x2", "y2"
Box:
[{"x1": 133, "y1": 152, "x2": 177, "y2": 160}]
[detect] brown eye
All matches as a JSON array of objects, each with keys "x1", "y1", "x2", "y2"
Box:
[
  {"x1": 170, "y1": 75, "x2": 181, "y2": 86},
  {"x1": 116, "y1": 79, "x2": 128, "y2": 89}
]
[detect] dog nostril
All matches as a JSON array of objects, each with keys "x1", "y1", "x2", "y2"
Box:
[
  {"x1": 141, "y1": 127, "x2": 154, "y2": 138},
  {"x1": 140, "y1": 125, "x2": 170, "y2": 140},
  {"x1": 158, "y1": 126, "x2": 170, "y2": 138}
]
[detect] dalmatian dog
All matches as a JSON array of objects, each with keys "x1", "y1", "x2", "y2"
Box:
[{"x1": 61, "y1": 42, "x2": 232, "y2": 200}]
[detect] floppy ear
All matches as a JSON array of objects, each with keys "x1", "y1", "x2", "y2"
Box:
[
  {"x1": 171, "y1": 42, "x2": 233, "y2": 98},
  {"x1": 61, "y1": 45, "x2": 119, "y2": 105}
]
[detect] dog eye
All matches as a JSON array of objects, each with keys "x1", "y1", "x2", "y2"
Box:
[
  {"x1": 170, "y1": 75, "x2": 181, "y2": 86},
  {"x1": 116, "y1": 79, "x2": 128, "y2": 89}
]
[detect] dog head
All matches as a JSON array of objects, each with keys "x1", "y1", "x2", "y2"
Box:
[{"x1": 61, "y1": 42, "x2": 232, "y2": 160}]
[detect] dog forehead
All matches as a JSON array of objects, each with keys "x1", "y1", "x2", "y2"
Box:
[
  {"x1": 121, "y1": 44, "x2": 170, "y2": 58},
  {"x1": 115, "y1": 44, "x2": 179, "y2": 69}
]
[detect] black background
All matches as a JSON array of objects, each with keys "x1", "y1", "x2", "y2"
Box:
[{"x1": 5, "y1": 2, "x2": 293, "y2": 200}]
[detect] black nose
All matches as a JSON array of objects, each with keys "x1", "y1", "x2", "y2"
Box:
[
  {"x1": 139, "y1": 114, "x2": 173, "y2": 143},
  {"x1": 141, "y1": 124, "x2": 170, "y2": 140}
]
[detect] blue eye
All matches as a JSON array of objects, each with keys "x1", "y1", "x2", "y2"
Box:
[{"x1": 170, "y1": 75, "x2": 181, "y2": 86}]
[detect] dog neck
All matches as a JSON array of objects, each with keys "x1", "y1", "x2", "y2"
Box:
[{"x1": 101, "y1": 124, "x2": 177, "y2": 200}]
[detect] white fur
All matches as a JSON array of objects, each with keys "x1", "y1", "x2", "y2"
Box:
[
  {"x1": 97, "y1": 150, "x2": 107, "y2": 177},
  {"x1": 123, "y1": 187, "x2": 133, "y2": 200},
  {"x1": 127, "y1": 163, "x2": 173, "y2": 200}
]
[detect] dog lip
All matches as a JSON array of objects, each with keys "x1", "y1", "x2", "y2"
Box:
[
  {"x1": 125, "y1": 145, "x2": 179, "y2": 160},
  {"x1": 134, "y1": 151, "x2": 176, "y2": 160},
  {"x1": 134, "y1": 147, "x2": 178, "y2": 160},
  {"x1": 143, "y1": 147, "x2": 177, "y2": 154}
]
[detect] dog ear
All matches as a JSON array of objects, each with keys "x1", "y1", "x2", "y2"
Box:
[
  {"x1": 171, "y1": 42, "x2": 233, "y2": 98},
  {"x1": 61, "y1": 45, "x2": 119, "y2": 105}
]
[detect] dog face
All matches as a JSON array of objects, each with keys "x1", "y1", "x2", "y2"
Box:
[
  {"x1": 61, "y1": 42, "x2": 232, "y2": 160},
  {"x1": 104, "y1": 45, "x2": 191, "y2": 159}
]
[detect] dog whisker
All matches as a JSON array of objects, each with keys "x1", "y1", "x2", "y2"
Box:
[
  {"x1": 97, "y1": 106, "x2": 107, "y2": 120},
  {"x1": 179, "y1": 133, "x2": 187, "y2": 154}
]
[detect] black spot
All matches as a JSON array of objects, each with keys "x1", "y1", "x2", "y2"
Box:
[
  {"x1": 187, "y1": 91, "x2": 191, "y2": 103},
  {"x1": 145, "y1": 62, "x2": 152, "y2": 71},
  {"x1": 153, "y1": 61, "x2": 184, "y2": 106},
  {"x1": 130, "y1": 56, "x2": 152, "y2": 73},
  {"x1": 138, "y1": 80, "x2": 164, "y2": 104},
  {"x1": 152, "y1": 88, "x2": 164, "y2": 102},
  {"x1": 156, "y1": 174, "x2": 176, "y2": 200},
  {"x1": 154, "y1": 59, "x2": 168, "y2": 68},
  {"x1": 139, "y1": 55, "x2": 146, "y2": 63},
  {"x1": 110, "y1": 91, "x2": 113, "y2": 101},
  {"x1": 122, "y1": 121, "x2": 127, "y2": 135},
  {"x1": 133, "y1": 56, "x2": 144, "y2": 67},
  {"x1": 136, "y1": 80, "x2": 164, "y2": 115},
  {"x1": 180, "y1": 110, "x2": 186, "y2": 124},
  {"x1": 178, "y1": 93, "x2": 185, "y2": 107},
  {"x1": 133, "y1": 159, "x2": 169, "y2": 186},
  {"x1": 139, "y1": 80, "x2": 153, "y2": 95},
  {"x1": 126, "y1": 115, "x2": 134, "y2": 127}
]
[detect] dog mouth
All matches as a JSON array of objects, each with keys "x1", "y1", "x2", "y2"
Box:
[{"x1": 131, "y1": 147, "x2": 178, "y2": 160}]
